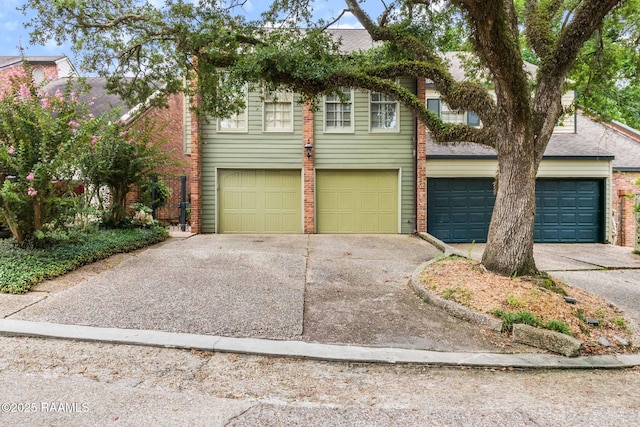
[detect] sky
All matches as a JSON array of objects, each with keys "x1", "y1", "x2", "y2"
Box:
[{"x1": 0, "y1": 0, "x2": 380, "y2": 61}]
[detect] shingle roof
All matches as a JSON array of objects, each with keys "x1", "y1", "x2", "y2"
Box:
[
  {"x1": 42, "y1": 77, "x2": 130, "y2": 118},
  {"x1": 326, "y1": 29, "x2": 380, "y2": 53},
  {"x1": 442, "y1": 51, "x2": 538, "y2": 82},
  {"x1": 425, "y1": 114, "x2": 640, "y2": 162},
  {"x1": 0, "y1": 55, "x2": 67, "y2": 69}
]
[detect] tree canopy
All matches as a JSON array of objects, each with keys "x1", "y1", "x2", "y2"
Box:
[{"x1": 21, "y1": 0, "x2": 637, "y2": 276}]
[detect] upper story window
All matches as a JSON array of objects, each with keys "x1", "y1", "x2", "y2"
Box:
[
  {"x1": 370, "y1": 91, "x2": 399, "y2": 132},
  {"x1": 264, "y1": 89, "x2": 294, "y2": 132},
  {"x1": 427, "y1": 98, "x2": 481, "y2": 127},
  {"x1": 218, "y1": 93, "x2": 248, "y2": 133},
  {"x1": 324, "y1": 87, "x2": 354, "y2": 133}
]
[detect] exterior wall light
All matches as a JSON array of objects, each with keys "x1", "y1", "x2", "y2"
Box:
[{"x1": 304, "y1": 144, "x2": 313, "y2": 158}]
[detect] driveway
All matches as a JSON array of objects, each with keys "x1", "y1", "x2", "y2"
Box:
[{"x1": 1, "y1": 234, "x2": 536, "y2": 353}]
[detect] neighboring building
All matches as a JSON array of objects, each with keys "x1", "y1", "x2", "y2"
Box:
[
  {"x1": 0, "y1": 55, "x2": 77, "y2": 83},
  {"x1": 599, "y1": 120, "x2": 640, "y2": 247},
  {"x1": 0, "y1": 56, "x2": 190, "y2": 224}
]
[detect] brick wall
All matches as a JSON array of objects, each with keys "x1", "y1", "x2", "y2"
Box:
[
  {"x1": 416, "y1": 79, "x2": 427, "y2": 233},
  {"x1": 303, "y1": 103, "x2": 315, "y2": 233},
  {"x1": 189, "y1": 92, "x2": 202, "y2": 234},
  {"x1": 612, "y1": 171, "x2": 640, "y2": 247},
  {"x1": 125, "y1": 93, "x2": 191, "y2": 218}
]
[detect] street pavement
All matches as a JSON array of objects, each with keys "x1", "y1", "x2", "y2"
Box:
[{"x1": 1, "y1": 336, "x2": 639, "y2": 426}]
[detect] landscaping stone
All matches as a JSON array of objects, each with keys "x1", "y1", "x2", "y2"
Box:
[
  {"x1": 513, "y1": 324, "x2": 582, "y2": 357},
  {"x1": 598, "y1": 337, "x2": 612, "y2": 347},
  {"x1": 613, "y1": 336, "x2": 629, "y2": 346}
]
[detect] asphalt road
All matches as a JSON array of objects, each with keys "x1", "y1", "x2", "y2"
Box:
[{"x1": 1, "y1": 336, "x2": 639, "y2": 426}]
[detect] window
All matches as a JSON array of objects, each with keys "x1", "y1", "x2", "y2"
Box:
[
  {"x1": 264, "y1": 90, "x2": 294, "y2": 132},
  {"x1": 427, "y1": 98, "x2": 481, "y2": 127},
  {"x1": 217, "y1": 85, "x2": 248, "y2": 133},
  {"x1": 324, "y1": 87, "x2": 354, "y2": 133},
  {"x1": 370, "y1": 91, "x2": 399, "y2": 131}
]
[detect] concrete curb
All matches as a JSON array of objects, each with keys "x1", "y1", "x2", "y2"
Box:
[
  {"x1": 410, "y1": 259, "x2": 503, "y2": 332},
  {"x1": 411, "y1": 235, "x2": 588, "y2": 357},
  {"x1": 0, "y1": 319, "x2": 638, "y2": 369},
  {"x1": 416, "y1": 232, "x2": 468, "y2": 258}
]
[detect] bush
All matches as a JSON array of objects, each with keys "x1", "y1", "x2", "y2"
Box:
[{"x1": 0, "y1": 227, "x2": 168, "y2": 294}]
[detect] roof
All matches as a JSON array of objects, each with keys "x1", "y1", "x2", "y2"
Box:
[
  {"x1": 442, "y1": 51, "x2": 538, "y2": 82},
  {"x1": 326, "y1": 29, "x2": 381, "y2": 53},
  {"x1": 427, "y1": 114, "x2": 623, "y2": 161},
  {"x1": 0, "y1": 55, "x2": 67, "y2": 70},
  {"x1": 42, "y1": 77, "x2": 130, "y2": 118}
]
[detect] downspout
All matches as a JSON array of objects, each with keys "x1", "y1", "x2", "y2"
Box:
[
  {"x1": 619, "y1": 197, "x2": 624, "y2": 246},
  {"x1": 413, "y1": 117, "x2": 418, "y2": 234}
]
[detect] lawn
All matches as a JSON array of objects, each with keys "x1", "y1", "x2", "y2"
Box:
[{"x1": 0, "y1": 227, "x2": 168, "y2": 294}]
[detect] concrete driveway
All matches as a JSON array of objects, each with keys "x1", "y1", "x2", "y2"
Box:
[{"x1": 2, "y1": 234, "x2": 533, "y2": 353}]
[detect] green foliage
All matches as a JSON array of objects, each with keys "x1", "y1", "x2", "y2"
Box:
[
  {"x1": 0, "y1": 227, "x2": 168, "y2": 294},
  {"x1": 77, "y1": 114, "x2": 169, "y2": 228},
  {"x1": 506, "y1": 294, "x2": 524, "y2": 308},
  {"x1": 0, "y1": 65, "x2": 90, "y2": 243},
  {"x1": 492, "y1": 309, "x2": 542, "y2": 332},
  {"x1": 441, "y1": 286, "x2": 473, "y2": 303},
  {"x1": 569, "y1": 0, "x2": 640, "y2": 129},
  {"x1": 139, "y1": 177, "x2": 171, "y2": 210},
  {"x1": 545, "y1": 319, "x2": 572, "y2": 335}
]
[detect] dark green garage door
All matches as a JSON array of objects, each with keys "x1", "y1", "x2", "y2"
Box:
[{"x1": 427, "y1": 178, "x2": 603, "y2": 243}]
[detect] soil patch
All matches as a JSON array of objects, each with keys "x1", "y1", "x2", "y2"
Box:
[{"x1": 419, "y1": 257, "x2": 636, "y2": 356}]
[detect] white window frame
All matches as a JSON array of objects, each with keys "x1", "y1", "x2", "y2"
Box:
[
  {"x1": 263, "y1": 89, "x2": 294, "y2": 133},
  {"x1": 369, "y1": 88, "x2": 400, "y2": 133},
  {"x1": 323, "y1": 87, "x2": 355, "y2": 133},
  {"x1": 426, "y1": 97, "x2": 482, "y2": 127}
]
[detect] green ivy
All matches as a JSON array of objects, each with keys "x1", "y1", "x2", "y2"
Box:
[{"x1": 0, "y1": 227, "x2": 168, "y2": 294}]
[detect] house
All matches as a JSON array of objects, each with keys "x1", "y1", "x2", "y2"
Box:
[
  {"x1": 0, "y1": 56, "x2": 190, "y2": 224},
  {"x1": 599, "y1": 120, "x2": 640, "y2": 247},
  {"x1": 43, "y1": 77, "x2": 191, "y2": 223},
  {"x1": 185, "y1": 30, "x2": 635, "y2": 244},
  {"x1": 0, "y1": 55, "x2": 77, "y2": 82}
]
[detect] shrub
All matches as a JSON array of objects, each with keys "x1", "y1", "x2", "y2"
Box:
[{"x1": 0, "y1": 227, "x2": 167, "y2": 293}]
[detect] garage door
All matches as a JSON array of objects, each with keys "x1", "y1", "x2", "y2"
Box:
[
  {"x1": 427, "y1": 178, "x2": 603, "y2": 243},
  {"x1": 218, "y1": 169, "x2": 301, "y2": 233},
  {"x1": 317, "y1": 170, "x2": 398, "y2": 233}
]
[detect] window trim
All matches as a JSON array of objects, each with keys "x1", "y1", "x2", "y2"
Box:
[
  {"x1": 217, "y1": 92, "x2": 249, "y2": 133},
  {"x1": 426, "y1": 96, "x2": 481, "y2": 127},
  {"x1": 369, "y1": 88, "x2": 400, "y2": 133},
  {"x1": 262, "y1": 89, "x2": 295, "y2": 133},
  {"x1": 323, "y1": 87, "x2": 355, "y2": 134}
]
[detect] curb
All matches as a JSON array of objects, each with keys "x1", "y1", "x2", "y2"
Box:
[
  {"x1": 0, "y1": 319, "x2": 638, "y2": 369},
  {"x1": 410, "y1": 259, "x2": 503, "y2": 332},
  {"x1": 412, "y1": 233, "x2": 588, "y2": 357}
]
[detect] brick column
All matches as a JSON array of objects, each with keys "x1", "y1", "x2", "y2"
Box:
[
  {"x1": 416, "y1": 78, "x2": 427, "y2": 233},
  {"x1": 303, "y1": 103, "x2": 315, "y2": 233},
  {"x1": 189, "y1": 93, "x2": 202, "y2": 234}
]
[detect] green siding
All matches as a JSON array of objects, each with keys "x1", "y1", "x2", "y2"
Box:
[
  {"x1": 314, "y1": 78, "x2": 416, "y2": 233},
  {"x1": 201, "y1": 91, "x2": 304, "y2": 232}
]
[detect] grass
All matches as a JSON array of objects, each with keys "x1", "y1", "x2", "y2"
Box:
[
  {"x1": 441, "y1": 286, "x2": 473, "y2": 303},
  {"x1": 0, "y1": 227, "x2": 168, "y2": 294}
]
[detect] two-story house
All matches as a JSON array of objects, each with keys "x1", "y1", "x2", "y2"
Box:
[{"x1": 185, "y1": 29, "x2": 638, "y2": 245}]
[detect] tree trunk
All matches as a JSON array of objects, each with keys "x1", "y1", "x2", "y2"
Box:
[{"x1": 482, "y1": 136, "x2": 539, "y2": 277}]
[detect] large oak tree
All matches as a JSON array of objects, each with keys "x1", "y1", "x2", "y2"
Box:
[{"x1": 22, "y1": 0, "x2": 633, "y2": 275}]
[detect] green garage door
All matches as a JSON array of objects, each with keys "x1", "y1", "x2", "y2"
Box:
[
  {"x1": 317, "y1": 170, "x2": 398, "y2": 233},
  {"x1": 427, "y1": 178, "x2": 603, "y2": 243},
  {"x1": 218, "y1": 169, "x2": 302, "y2": 233}
]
